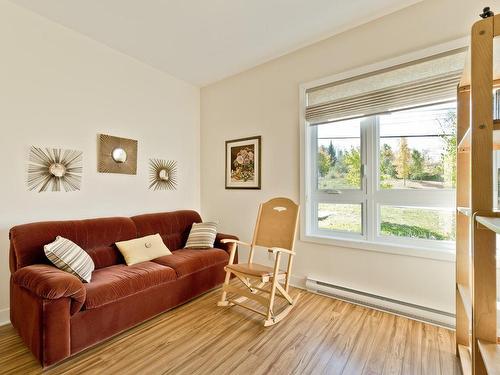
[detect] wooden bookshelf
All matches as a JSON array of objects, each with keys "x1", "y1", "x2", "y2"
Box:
[
  {"x1": 478, "y1": 340, "x2": 500, "y2": 375},
  {"x1": 456, "y1": 10, "x2": 500, "y2": 375}
]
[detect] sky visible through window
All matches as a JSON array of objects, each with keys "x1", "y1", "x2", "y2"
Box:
[
  {"x1": 317, "y1": 102, "x2": 456, "y2": 161},
  {"x1": 379, "y1": 103, "x2": 456, "y2": 163}
]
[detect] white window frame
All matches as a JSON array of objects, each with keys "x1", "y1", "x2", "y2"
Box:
[{"x1": 299, "y1": 38, "x2": 468, "y2": 262}]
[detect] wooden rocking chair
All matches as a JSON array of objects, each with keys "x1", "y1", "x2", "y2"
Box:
[{"x1": 217, "y1": 197, "x2": 300, "y2": 326}]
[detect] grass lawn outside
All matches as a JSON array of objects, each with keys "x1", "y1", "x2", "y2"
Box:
[
  {"x1": 318, "y1": 204, "x2": 362, "y2": 233},
  {"x1": 318, "y1": 203, "x2": 455, "y2": 241}
]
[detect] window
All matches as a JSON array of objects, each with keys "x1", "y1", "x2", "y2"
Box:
[
  {"x1": 309, "y1": 103, "x2": 456, "y2": 247},
  {"x1": 303, "y1": 48, "x2": 465, "y2": 251}
]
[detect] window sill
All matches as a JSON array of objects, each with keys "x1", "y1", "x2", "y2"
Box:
[{"x1": 300, "y1": 233, "x2": 455, "y2": 262}]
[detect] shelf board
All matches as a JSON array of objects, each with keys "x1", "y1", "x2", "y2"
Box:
[
  {"x1": 457, "y1": 207, "x2": 472, "y2": 217},
  {"x1": 478, "y1": 340, "x2": 500, "y2": 375},
  {"x1": 458, "y1": 126, "x2": 500, "y2": 152},
  {"x1": 458, "y1": 344, "x2": 472, "y2": 375},
  {"x1": 476, "y1": 216, "x2": 500, "y2": 234},
  {"x1": 457, "y1": 283, "x2": 472, "y2": 322}
]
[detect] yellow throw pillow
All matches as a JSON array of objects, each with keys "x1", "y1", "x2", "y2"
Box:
[{"x1": 115, "y1": 234, "x2": 172, "y2": 266}]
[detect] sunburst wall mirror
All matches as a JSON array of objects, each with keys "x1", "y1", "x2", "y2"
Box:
[
  {"x1": 149, "y1": 159, "x2": 177, "y2": 190},
  {"x1": 98, "y1": 134, "x2": 138, "y2": 175},
  {"x1": 27, "y1": 146, "x2": 83, "y2": 192}
]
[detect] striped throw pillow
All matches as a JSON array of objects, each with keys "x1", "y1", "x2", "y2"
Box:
[
  {"x1": 185, "y1": 222, "x2": 217, "y2": 249},
  {"x1": 44, "y1": 236, "x2": 95, "y2": 283}
]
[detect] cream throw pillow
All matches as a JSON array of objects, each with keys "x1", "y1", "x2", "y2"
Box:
[{"x1": 116, "y1": 234, "x2": 172, "y2": 266}]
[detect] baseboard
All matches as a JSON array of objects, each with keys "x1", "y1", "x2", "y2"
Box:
[
  {"x1": 0, "y1": 308, "x2": 10, "y2": 326},
  {"x1": 304, "y1": 276, "x2": 455, "y2": 329}
]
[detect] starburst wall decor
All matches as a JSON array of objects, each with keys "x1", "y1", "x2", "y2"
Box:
[
  {"x1": 149, "y1": 159, "x2": 177, "y2": 190},
  {"x1": 27, "y1": 146, "x2": 83, "y2": 192}
]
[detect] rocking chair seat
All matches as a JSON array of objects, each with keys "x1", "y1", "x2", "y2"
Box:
[{"x1": 226, "y1": 263, "x2": 286, "y2": 278}]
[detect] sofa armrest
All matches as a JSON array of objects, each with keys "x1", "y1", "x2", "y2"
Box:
[
  {"x1": 214, "y1": 233, "x2": 239, "y2": 254},
  {"x1": 13, "y1": 264, "x2": 86, "y2": 315}
]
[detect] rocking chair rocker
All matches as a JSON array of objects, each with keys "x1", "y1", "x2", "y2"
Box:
[{"x1": 217, "y1": 197, "x2": 300, "y2": 326}]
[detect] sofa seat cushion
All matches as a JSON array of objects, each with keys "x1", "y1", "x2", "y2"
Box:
[
  {"x1": 152, "y1": 248, "x2": 229, "y2": 278},
  {"x1": 83, "y1": 262, "x2": 177, "y2": 310}
]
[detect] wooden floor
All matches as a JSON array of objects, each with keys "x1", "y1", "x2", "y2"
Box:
[{"x1": 0, "y1": 285, "x2": 459, "y2": 375}]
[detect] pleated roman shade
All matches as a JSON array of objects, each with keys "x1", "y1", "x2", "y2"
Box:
[{"x1": 306, "y1": 49, "x2": 467, "y2": 125}]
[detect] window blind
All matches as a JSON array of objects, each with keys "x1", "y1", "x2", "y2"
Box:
[{"x1": 305, "y1": 49, "x2": 466, "y2": 125}]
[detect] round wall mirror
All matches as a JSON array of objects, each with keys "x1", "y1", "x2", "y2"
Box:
[
  {"x1": 112, "y1": 148, "x2": 127, "y2": 163},
  {"x1": 158, "y1": 169, "x2": 169, "y2": 181},
  {"x1": 49, "y1": 163, "x2": 67, "y2": 177}
]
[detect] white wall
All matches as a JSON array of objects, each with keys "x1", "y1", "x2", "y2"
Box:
[
  {"x1": 200, "y1": 0, "x2": 488, "y2": 315},
  {"x1": 0, "y1": 1, "x2": 200, "y2": 324}
]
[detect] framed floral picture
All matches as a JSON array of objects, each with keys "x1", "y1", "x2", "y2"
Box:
[{"x1": 225, "y1": 136, "x2": 261, "y2": 189}]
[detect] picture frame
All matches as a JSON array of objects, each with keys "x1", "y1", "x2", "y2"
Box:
[{"x1": 225, "y1": 136, "x2": 261, "y2": 189}]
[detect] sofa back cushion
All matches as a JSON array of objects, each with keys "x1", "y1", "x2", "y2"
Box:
[
  {"x1": 9, "y1": 217, "x2": 137, "y2": 272},
  {"x1": 131, "y1": 210, "x2": 202, "y2": 251}
]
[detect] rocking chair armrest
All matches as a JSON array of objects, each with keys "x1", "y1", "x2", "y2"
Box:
[
  {"x1": 268, "y1": 247, "x2": 296, "y2": 256},
  {"x1": 220, "y1": 239, "x2": 251, "y2": 247}
]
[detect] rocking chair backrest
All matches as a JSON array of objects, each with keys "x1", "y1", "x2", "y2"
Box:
[{"x1": 253, "y1": 197, "x2": 299, "y2": 251}]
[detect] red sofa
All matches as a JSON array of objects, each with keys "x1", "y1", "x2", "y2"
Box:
[{"x1": 9, "y1": 210, "x2": 237, "y2": 367}]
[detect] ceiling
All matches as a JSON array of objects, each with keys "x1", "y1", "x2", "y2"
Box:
[{"x1": 11, "y1": 0, "x2": 422, "y2": 86}]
